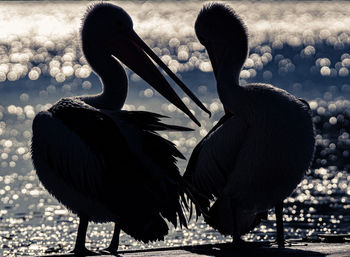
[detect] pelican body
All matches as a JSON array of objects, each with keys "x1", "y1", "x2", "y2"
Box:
[
  {"x1": 31, "y1": 3, "x2": 210, "y2": 255},
  {"x1": 184, "y1": 3, "x2": 315, "y2": 245}
]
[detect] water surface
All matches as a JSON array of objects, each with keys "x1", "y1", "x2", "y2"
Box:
[{"x1": 0, "y1": 1, "x2": 349, "y2": 256}]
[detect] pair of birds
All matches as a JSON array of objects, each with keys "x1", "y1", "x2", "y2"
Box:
[{"x1": 31, "y1": 2, "x2": 315, "y2": 256}]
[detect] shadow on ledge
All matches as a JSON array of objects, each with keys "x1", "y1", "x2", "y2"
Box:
[
  {"x1": 186, "y1": 242, "x2": 326, "y2": 257},
  {"x1": 40, "y1": 242, "x2": 327, "y2": 257}
]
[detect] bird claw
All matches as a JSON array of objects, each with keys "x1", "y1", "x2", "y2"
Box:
[
  {"x1": 99, "y1": 247, "x2": 118, "y2": 256},
  {"x1": 272, "y1": 239, "x2": 307, "y2": 247},
  {"x1": 70, "y1": 247, "x2": 98, "y2": 256},
  {"x1": 229, "y1": 237, "x2": 247, "y2": 248}
]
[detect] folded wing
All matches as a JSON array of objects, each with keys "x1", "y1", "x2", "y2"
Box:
[{"x1": 31, "y1": 99, "x2": 190, "y2": 242}]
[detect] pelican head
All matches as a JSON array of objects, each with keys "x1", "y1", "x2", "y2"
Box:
[
  {"x1": 81, "y1": 3, "x2": 133, "y2": 71},
  {"x1": 195, "y1": 3, "x2": 248, "y2": 78},
  {"x1": 81, "y1": 3, "x2": 210, "y2": 125}
]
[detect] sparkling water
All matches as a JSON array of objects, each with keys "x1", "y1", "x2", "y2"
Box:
[{"x1": 0, "y1": 1, "x2": 349, "y2": 256}]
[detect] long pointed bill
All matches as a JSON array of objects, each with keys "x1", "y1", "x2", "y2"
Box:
[
  {"x1": 109, "y1": 31, "x2": 209, "y2": 126},
  {"x1": 129, "y1": 31, "x2": 211, "y2": 118}
]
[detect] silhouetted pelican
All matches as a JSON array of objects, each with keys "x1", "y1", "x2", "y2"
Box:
[
  {"x1": 31, "y1": 3, "x2": 210, "y2": 255},
  {"x1": 184, "y1": 3, "x2": 315, "y2": 247}
]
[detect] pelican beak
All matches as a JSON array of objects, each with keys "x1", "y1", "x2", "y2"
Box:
[{"x1": 109, "y1": 30, "x2": 211, "y2": 126}]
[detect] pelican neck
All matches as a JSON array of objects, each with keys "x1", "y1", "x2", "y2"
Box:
[
  {"x1": 216, "y1": 50, "x2": 246, "y2": 113},
  {"x1": 81, "y1": 55, "x2": 128, "y2": 110}
]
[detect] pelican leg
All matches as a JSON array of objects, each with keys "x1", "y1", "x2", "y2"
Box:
[
  {"x1": 72, "y1": 215, "x2": 97, "y2": 256},
  {"x1": 230, "y1": 200, "x2": 244, "y2": 246},
  {"x1": 232, "y1": 232, "x2": 244, "y2": 246},
  {"x1": 231, "y1": 222, "x2": 245, "y2": 247},
  {"x1": 275, "y1": 202, "x2": 285, "y2": 248},
  {"x1": 101, "y1": 223, "x2": 120, "y2": 255}
]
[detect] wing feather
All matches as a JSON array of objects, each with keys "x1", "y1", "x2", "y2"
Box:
[
  {"x1": 32, "y1": 101, "x2": 190, "y2": 241},
  {"x1": 184, "y1": 113, "x2": 247, "y2": 215},
  {"x1": 116, "y1": 110, "x2": 194, "y2": 132},
  {"x1": 32, "y1": 111, "x2": 104, "y2": 200},
  {"x1": 115, "y1": 111, "x2": 192, "y2": 228}
]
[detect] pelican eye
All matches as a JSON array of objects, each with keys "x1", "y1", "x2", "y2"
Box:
[{"x1": 115, "y1": 20, "x2": 125, "y2": 30}]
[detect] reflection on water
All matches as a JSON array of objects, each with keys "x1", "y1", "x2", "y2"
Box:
[{"x1": 0, "y1": 1, "x2": 350, "y2": 256}]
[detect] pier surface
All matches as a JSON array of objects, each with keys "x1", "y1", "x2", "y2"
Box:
[{"x1": 39, "y1": 242, "x2": 350, "y2": 257}]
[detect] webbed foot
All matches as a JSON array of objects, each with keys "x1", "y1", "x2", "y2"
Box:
[
  {"x1": 98, "y1": 223, "x2": 120, "y2": 256},
  {"x1": 272, "y1": 239, "x2": 307, "y2": 247},
  {"x1": 99, "y1": 247, "x2": 118, "y2": 256},
  {"x1": 70, "y1": 247, "x2": 98, "y2": 256}
]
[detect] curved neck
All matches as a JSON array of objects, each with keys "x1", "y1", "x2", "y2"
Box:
[
  {"x1": 216, "y1": 49, "x2": 245, "y2": 114},
  {"x1": 81, "y1": 55, "x2": 128, "y2": 110}
]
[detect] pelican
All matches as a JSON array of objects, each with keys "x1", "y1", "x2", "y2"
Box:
[
  {"x1": 31, "y1": 3, "x2": 210, "y2": 255},
  {"x1": 184, "y1": 3, "x2": 315, "y2": 247}
]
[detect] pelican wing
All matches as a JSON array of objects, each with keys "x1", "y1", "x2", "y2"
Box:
[
  {"x1": 116, "y1": 110, "x2": 194, "y2": 132},
  {"x1": 298, "y1": 98, "x2": 311, "y2": 110},
  {"x1": 32, "y1": 111, "x2": 105, "y2": 200},
  {"x1": 32, "y1": 100, "x2": 189, "y2": 242},
  {"x1": 109, "y1": 110, "x2": 192, "y2": 227},
  {"x1": 184, "y1": 113, "x2": 247, "y2": 213}
]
